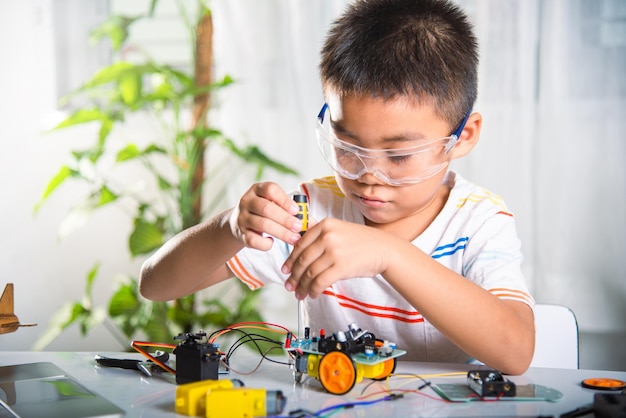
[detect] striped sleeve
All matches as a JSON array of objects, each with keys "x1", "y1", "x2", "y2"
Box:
[
  {"x1": 227, "y1": 241, "x2": 291, "y2": 290},
  {"x1": 227, "y1": 255, "x2": 265, "y2": 290},
  {"x1": 489, "y1": 287, "x2": 535, "y2": 307}
]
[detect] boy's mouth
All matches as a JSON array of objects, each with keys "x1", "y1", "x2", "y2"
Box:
[{"x1": 357, "y1": 193, "x2": 386, "y2": 207}]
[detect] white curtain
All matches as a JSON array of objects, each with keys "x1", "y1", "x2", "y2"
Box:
[{"x1": 210, "y1": 0, "x2": 626, "y2": 334}]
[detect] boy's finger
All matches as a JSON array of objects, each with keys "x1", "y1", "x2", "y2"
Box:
[
  {"x1": 255, "y1": 182, "x2": 300, "y2": 215},
  {"x1": 243, "y1": 232, "x2": 274, "y2": 252}
]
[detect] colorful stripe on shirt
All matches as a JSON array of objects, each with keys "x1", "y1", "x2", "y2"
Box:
[
  {"x1": 322, "y1": 289, "x2": 424, "y2": 323},
  {"x1": 456, "y1": 189, "x2": 508, "y2": 212},
  {"x1": 432, "y1": 237, "x2": 468, "y2": 259},
  {"x1": 310, "y1": 176, "x2": 344, "y2": 197},
  {"x1": 489, "y1": 287, "x2": 535, "y2": 306},
  {"x1": 227, "y1": 255, "x2": 264, "y2": 290}
]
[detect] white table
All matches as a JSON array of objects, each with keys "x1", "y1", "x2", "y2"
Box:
[{"x1": 1, "y1": 351, "x2": 624, "y2": 417}]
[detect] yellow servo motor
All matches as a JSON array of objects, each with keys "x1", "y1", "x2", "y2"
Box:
[
  {"x1": 175, "y1": 378, "x2": 286, "y2": 418},
  {"x1": 175, "y1": 378, "x2": 243, "y2": 416},
  {"x1": 205, "y1": 387, "x2": 286, "y2": 418}
]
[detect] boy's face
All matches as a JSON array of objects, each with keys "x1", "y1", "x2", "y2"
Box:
[{"x1": 322, "y1": 92, "x2": 462, "y2": 231}]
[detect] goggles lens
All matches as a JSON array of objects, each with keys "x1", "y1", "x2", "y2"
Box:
[{"x1": 315, "y1": 104, "x2": 466, "y2": 186}]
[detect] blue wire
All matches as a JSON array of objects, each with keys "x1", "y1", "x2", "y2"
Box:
[
  {"x1": 265, "y1": 394, "x2": 403, "y2": 418},
  {"x1": 313, "y1": 395, "x2": 397, "y2": 417}
]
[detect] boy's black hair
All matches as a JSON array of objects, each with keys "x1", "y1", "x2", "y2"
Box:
[{"x1": 320, "y1": 0, "x2": 478, "y2": 129}]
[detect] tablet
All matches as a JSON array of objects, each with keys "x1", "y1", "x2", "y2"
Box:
[{"x1": 0, "y1": 362, "x2": 124, "y2": 417}]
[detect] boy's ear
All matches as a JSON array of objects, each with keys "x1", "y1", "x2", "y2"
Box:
[{"x1": 450, "y1": 112, "x2": 482, "y2": 159}]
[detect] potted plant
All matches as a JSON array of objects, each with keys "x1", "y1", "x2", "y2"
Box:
[{"x1": 33, "y1": 0, "x2": 297, "y2": 350}]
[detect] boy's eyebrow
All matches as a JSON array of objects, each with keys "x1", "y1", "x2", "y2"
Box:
[{"x1": 330, "y1": 120, "x2": 430, "y2": 145}]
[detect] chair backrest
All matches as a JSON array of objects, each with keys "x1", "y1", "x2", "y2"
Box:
[{"x1": 530, "y1": 303, "x2": 579, "y2": 369}]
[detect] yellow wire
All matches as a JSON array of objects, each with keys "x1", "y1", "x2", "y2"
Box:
[
  {"x1": 393, "y1": 372, "x2": 466, "y2": 380},
  {"x1": 209, "y1": 325, "x2": 290, "y2": 343}
]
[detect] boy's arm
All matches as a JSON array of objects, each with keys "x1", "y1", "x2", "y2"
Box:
[
  {"x1": 139, "y1": 209, "x2": 242, "y2": 302},
  {"x1": 140, "y1": 182, "x2": 302, "y2": 302},
  {"x1": 383, "y1": 242, "x2": 534, "y2": 375}
]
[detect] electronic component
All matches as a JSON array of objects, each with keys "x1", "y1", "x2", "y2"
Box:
[
  {"x1": 593, "y1": 392, "x2": 626, "y2": 418},
  {"x1": 289, "y1": 322, "x2": 406, "y2": 395},
  {"x1": 205, "y1": 387, "x2": 286, "y2": 418},
  {"x1": 467, "y1": 370, "x2": 516, "y2": 397},
  {"x1": 175, "y1": 378, "x2": 286, "y2": 418},
  {"x1": 173, "y1": 331, "x2": 223, "y2": 384},
  {"x1": 176, "y1": 379, "x2": 244, "y2": 416},
  {"x1": 432, "y1": 382, "x2": 563, "y2": 402}
]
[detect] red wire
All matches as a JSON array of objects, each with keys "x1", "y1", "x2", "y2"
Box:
[
  {"x1": 131, "y1": 340, "x2": 177, "y2": 375},
  {"x1": 208, "y1": 321, "x2": 293, "y2": 343},
  {"x1": 225, "y1": 321, "x2": 292, "y2": 332}
]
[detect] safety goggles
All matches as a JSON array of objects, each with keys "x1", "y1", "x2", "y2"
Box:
[{"x1": 315, "y1": 103, "x2": 470, "y2": 186}]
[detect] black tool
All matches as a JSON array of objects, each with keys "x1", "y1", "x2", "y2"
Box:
[{"x1": 94, "y1": 351, "x2": 170, "y2": 377}]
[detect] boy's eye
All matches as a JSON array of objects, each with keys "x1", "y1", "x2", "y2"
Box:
[
  {"x1": 388, "y1": 154, "x2": 411, "y2": 164},
  {"x1": 335, "y1": 147, "x2": 353, "y2": 158}
]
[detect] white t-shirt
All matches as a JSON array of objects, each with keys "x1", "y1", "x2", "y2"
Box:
[{"x1": 227, "y1": 171, "x2": 534, "y2": 363}]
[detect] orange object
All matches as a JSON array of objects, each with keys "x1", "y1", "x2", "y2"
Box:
[
  {"x1": 318, "y1": 351, "x2": 356, "y2": 395},
  {"x1": 581, "y1": 377, "x2": 626, "y2": 391}
]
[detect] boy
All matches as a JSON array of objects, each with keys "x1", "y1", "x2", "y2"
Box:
[{"x1": 139, "y1": 0, "x2": 535, "y2": 374}]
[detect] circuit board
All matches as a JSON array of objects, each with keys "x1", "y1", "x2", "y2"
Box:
[
  {"x1": 432, "y1": 383, "x2": 563, "y2": 402},
  {"x1": 291, "y1": 339, "x2": 406, "y2": 365}
]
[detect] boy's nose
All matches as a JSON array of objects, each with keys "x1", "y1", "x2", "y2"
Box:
[
  {"x1": 355, "y1": 167, "x2": 388, "y2": 186},
  {"x1": 352, "y1": 156, "x2": 388, "y2": 185}
]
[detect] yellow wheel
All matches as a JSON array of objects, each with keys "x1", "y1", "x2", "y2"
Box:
[
  {"x1": 372, "y1": 340, "x2": 397, "y2": 380},
  {"x1": 371, "y1": 357, "x2": 396, "y2": 380},
  {"x1": 318, "y1": 351, "x2": 356, "y2": 395}
]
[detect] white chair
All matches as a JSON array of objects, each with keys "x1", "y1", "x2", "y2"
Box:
[{"x1": 530, "y1": 303, "x2": 579, "y2": 369}]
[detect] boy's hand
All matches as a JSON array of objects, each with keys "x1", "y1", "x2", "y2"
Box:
[
  {"x1": 282, "y1": 218, "x2": 390, "y2": 300},
  {"x1": 229, "y1": 182, "x2": 303, "y2": 251}
]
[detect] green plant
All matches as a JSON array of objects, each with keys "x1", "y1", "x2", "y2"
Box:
[{"x1": 32, "y1": 1, "x2": 297, "y2": 350}]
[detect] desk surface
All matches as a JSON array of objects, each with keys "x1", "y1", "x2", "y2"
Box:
[{"x1": 1, "y1": 351, "x2": 624, "y2": 417}]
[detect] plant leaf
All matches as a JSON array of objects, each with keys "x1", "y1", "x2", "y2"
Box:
[
  {"x1": 129, "y1": 219, "x2": 164, "y2": 256},
  {"x1": 98, "y1": 185, "x2": 118, "y2": 205},
  {"x1": 157, "y1": 175, "x2": 173, "y2": 190},
  {"x1": 30, "y1": 302, "x2": 89, "y2": 350},
  {"x1": 148, "y1": 0, "x2": 158, "y2": 17},
  {"x1": 84, "y1": 262, "x2": 101, "y2": 306},
  {"x1": 34, "y1": 165, "x2": 76, "y2": 213},
  {"x1": 81, "y1": 306, "x2": 106, "y2": 335},
  {"x1": 107, "y1": 278, "x2": 149, "y2": 338},
  {"x1": 83, "y1": 62, "x2": 137, "y2": 89},
  {"x1": 214, "y1": 74, "x2": 235, "y2": 89},
  {"x1": 217, "y1": 137, "x2": 299, "y2": 176},
  {"x1": 141, "y1": 305, "x2": 173, "y2": 342},
  {"x1": 53, "y1": 108, "x2": 109, "y2": 130},
  {"x1": 119, "y1": 70, "x2": 142, "y2": 106},
  {"x1": 108, "y1": 282, "x2": 140, "y2": 317},
  {"x1": 89, "y1": 15, "x2": 140, "y2": 51},
  {"x1": 116, "y1": 144, "x2": 140, "y2": 161},
  {"x1": 116, "y1": 143, "x2": 166, "y2": 162},
  {"x1": 96, "y1": 115, "x2": 115, "y2": 160}
]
